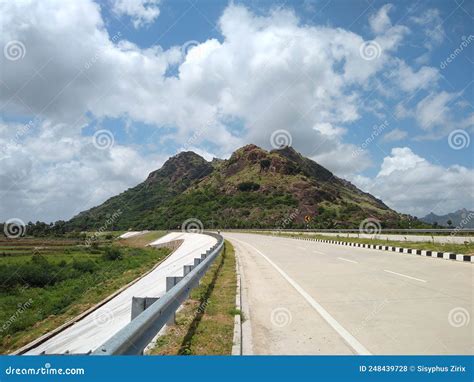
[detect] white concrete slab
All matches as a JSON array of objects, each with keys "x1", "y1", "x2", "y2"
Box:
[
  {"x1": 25, "y1": 232, "x2": 216, "y2": 355},
  {"x1": 118, "y1": 231, "x2": 148, "y2": 239}
]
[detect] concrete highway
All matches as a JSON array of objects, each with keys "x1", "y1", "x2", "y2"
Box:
[
  {"x1": 24, "y1": 232, "x2": 216, "y2": 355},
  {"x1": 224, "y1": 232, "x2": 473, "y2": 355}
]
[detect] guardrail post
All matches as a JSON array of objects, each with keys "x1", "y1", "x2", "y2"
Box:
[
  {"x1": 166, "y1": 276, "x2": 183, "y2": 292},
  {"x1": 165, "y1": 276, "x2": 183, "y2": 325},
  {"x1": 131, "y1": 297, "x2": 159, "y2": 321},
  {"x1": 91, "y1": 232, "x2": 224, "y2": 355}
]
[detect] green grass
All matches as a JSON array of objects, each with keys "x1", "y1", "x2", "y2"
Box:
[
  {"x1": 0, "y1": 236, "x2": 170, "y2": 354},
  {"x1": 149, "y1": 240, "x2": 237, "y2": 355},
  {"x1": 263, "y1": 232, "x2": 474, "y2": 255}
]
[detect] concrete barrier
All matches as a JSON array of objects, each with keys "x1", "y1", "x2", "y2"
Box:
[
  {"x1": 231, "y1": 248, "x2": 242, "y2": 356},
  {"x1": 284, "y1": 235, "x2": 473, "y2": 263}
]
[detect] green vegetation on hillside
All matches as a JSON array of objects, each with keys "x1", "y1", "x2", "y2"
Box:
[{"x1": 64, "y1": 144, "x2": 426, "y2": 231}]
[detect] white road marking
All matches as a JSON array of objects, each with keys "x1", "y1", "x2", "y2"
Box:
[
  {"x1": 297, "y1": 246, "x2": 306, "y2": 250},
  {"x1": 313, "y1": 250, "x2": 327, "y2": 255},
  {"x1": 230, "y1": 237, "x2": 371, "y2": 355},
  {"x1": 383, "y1": 269, "x2": 427, "y2": 283},
  {"x1": 338, "y1": 257, "x2": 358, "y2": 264}
]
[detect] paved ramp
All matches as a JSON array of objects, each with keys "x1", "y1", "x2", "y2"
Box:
[{"x1": 25, "y1": 232, "x2": 216, "y2": 355}]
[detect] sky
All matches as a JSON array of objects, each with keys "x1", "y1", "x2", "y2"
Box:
[{"x1": 0, "y1": 0, "x2": 473, "y2": 223}]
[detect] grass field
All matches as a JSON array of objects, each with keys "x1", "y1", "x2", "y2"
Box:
[
  {"x1": 262, "y1": 232, "x2": 474, "y2": 255},
  {"x1": 149, "y1": 240, "x2": 237, "y2": 355},
  {"x1": 0, "y1": 232, "x2": 169, "y2": 354}
]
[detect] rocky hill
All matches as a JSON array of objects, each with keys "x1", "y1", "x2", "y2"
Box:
[
  {"x1": 421, "y1": 209, "x2": 474, "y2": 228},
  {"x1": 67, "y1": 144, "x2": 412, "y2": 230}
]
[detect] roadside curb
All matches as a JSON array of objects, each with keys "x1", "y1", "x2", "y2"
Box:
[
  {"x1": 288, "y1": 236, "x2": 473, "y2": 263},
  {"x1": 231, "y1": 244, "x2": 242, "y2": 356}
]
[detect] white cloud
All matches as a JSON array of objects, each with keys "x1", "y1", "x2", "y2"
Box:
[
  {"x1": 382, "y1": 128, "x2": 408, "y2": 142},
  {"x1": 369, "y1": 4, "x2": 394, "y2": 34},
  {"x1": 394, "y1": 60, "x2": 439, "y2": 93},
  {"x1": 352, "y1": 147, "x2": 474, "y2": 216},
  {"x1": 378, "y1": 147, "x2": 425, "y2": 176},
  {"x1": 111, "y1": 0, "x2": 160, "y2": 28},
  {"x1": 0, "y1": 119, "x2": 167, "y2": 222},
  {"x1": 410, "y1": 8, "x2": 444, "y2": 50},
  {"x1": 0, "y1": 1, "x2": 464, "y2": 221},
  {"x1": 312, "y1": 142, "x2": 372, "y2": 176},
  {"x1": 415, "y1": 91, "x2": 457, "y2": 131},
  {"x1": 312, "y1": 123, "x2": 346, "y2": 137}
]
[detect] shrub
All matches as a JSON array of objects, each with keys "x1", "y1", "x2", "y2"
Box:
[
  {"x1": 72, "y1": 259, "x2": 96, "y2": 273},
  {"x1": 237, "y1": 181, "x2": 260, "y2": 192},
  {"x1": 260, "y1": 158, "x2": 271, "y2": 170},
  {"x1": 103, "y1": 247, "x2": 123, "y2": 261}
]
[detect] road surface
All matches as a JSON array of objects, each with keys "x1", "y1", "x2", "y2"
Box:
[
  {"x1": 24, "y1": 232, "x2": 216, "y2": 355},
  {"x1": 224, "y1": 232, "x2": 473, "y2": 355}
]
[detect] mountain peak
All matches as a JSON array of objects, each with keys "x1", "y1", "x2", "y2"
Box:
[
  {"x1": 68, "y1": 143, "x2": 408, "y2": 230},
  {"x1": 146, "y1": 150, "x2": 212, "y2": 186}
]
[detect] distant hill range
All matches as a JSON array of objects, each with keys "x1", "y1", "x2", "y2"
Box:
[
  {"x1": 421, "y1": 209, "x2": 474, "y2": 228},
  {"x1": 67, "y1": 144, "x2": 423, "y2": 231}
]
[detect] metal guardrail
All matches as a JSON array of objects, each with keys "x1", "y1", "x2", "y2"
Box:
[
  {"x1": 224, "y1": 228, "x2": 474, "y2": 234},
  {"x1": 92, "y1": 232, "x2": 224, "y2": 355}
]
